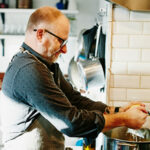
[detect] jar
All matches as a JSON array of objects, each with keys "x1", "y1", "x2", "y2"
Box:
[{"x1": 16, "y1": 0, "x2": 32, "y2": 8}]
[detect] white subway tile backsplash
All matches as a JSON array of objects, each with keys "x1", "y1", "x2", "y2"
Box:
[
  {"x1": 127, "y1": 89, "x2": 150, "y2": 101},
  {"x1": 129, "y1": 35, "x2": 150, "y2": 49},
  {"x1": 143, "y1": 23, "x2": 150, "y2": 34},
  {"x1": 128, "y1": 63, "x2": 150, "y2": 75},
  {"x1": 111, "y1": 62, "x2": 127, "y2": 74},
  {"x1": 112, "y1": 35, "x2": 129, "y2": 48},
  {"x1": 108, "y1": 6, "x2": 150, "y2": 105},
  {"x1": 112, "y1": 75, "x2": 140, "y2": 88},
  {"x1": 113, "y1": 7, "x2": 130, "y2": 21},
  {"x1": 112, "y1": 48, "x2": 141, "y2": 62},
  {"x1": 113, "y1": 22, "x2": 142, "y2": 34},
  {"x1": 142, "y1": 49, "x2": 150, "y2": 62},
  {"x1": 140, "y1": 63, "x2": 150, "y2": 75},
  {"x1": 110, "y1": 88, "x2": 126, "y2": 101},
  {"x1": 141, "y1": 76, "x2": 150, "y2": 88},
  {"x1": 130, "y1": 11, "x2": 150, "y2": 21},
  {"x1": 110, "y1": 75, "x2": 114, "y2": 88},
  {"x1": 128, "y1": 63, "x2": 140, "y2": 75},
  {"x1": 109, "y1": 100, "x2": 128, "y2": 107}
]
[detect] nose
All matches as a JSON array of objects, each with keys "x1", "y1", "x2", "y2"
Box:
[{"x1": 60, "y1": 45, "x2": 67, "y2": 54}]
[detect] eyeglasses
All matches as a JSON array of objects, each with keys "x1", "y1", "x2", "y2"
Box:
[{"x1": 33, "y1": 29, "x2": 68, "y2": 48}]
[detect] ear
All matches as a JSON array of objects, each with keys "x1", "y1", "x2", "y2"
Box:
[{"x1": 36, "y1": 29, "x2": 44, "y2": 42}]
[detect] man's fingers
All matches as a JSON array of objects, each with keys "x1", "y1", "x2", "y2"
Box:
[{"x1": 136, "y1": 106, "x2": 148, "y2": 114}]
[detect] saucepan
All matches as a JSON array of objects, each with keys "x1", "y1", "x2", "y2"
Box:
[
  {"x1": 77, "y1": 58, "x2": 105, "y2": 90},
  {"x1": 68, "y1": 57, "x2": 83, "y2": 90},
  {"x1": 68, "y1": 56, "x2": 105, "y2": 90},
  {"x1": 68, "y1": 26, "x2": 105, "y2": 90},
  {"x1": 103, "y1": 126, "x2": 150, "y2": 150}
]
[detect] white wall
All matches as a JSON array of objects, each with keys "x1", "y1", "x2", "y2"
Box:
[
  {"x1": 76, "y1": 0, "x2": 100, "y2": 34},
  {"x1": 107, "y1": 5, "x2": 150, "y2": 109},
  {"x1": 0, "y1": 0, "x2": 102, "y2": 73}
]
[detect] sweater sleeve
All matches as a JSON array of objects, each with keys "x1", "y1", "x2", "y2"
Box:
[
  {"x1": 58, "y1": 65, "x2": 107, "y2": 113},
  {"x1": 13, "y1": 62, "x2": 105, "y2": 138}
]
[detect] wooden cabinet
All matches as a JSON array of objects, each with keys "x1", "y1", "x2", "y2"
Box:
[{"x1": 0, "y1": 73, "x2": 4, "y2": 90}]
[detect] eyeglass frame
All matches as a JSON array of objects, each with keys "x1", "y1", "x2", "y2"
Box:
[{"x1": 33, "y1": 29, "x2": 68, "y2": 48}]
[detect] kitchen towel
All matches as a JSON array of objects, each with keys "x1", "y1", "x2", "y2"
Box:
[{"x1": 82, "y1": 25, "x2": 97, "y2": 59}]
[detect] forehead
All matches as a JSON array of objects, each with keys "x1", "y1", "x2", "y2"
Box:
[{"x1": 48, "y1": 16, "x2": 70, "y2": 39}]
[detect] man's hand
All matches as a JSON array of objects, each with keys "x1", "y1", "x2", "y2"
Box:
[
  {"x1": 104, "y1": 101, "x2": 146, "y2": 114},
  {"x1": 102, "y1": 104, "x2": 148, "y2": 132},
  {"x1": 123, "y1": 105, "x2": 148, "y2": 129},
  {"x1": 119, "y1": 101, "x2": 145, "y2": 112}
]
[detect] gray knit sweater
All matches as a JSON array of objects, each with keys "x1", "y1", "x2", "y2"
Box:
[{"x1": 1, "y1": 43, "x2": 106, "y2": 150}]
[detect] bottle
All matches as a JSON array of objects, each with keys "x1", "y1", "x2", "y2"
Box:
[
  {"x1": 64, "y1": 0, "x2": 68, "y2": 9},
  {"x1": 56, "y1": 0, "x2": 64, "y2": 10},
  {"x1": 68, "y1": 0, "x2": 77, "y2": 10},
  {"x1": 83, "y1": 138, "x2": 96, "y2": 150},
  {"x1": 0, "y1": 0, "x2": 9, "y2": 8}
]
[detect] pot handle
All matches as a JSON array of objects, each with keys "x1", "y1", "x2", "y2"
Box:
[{"x1": 117, "y1": 142, "x2": 138, "y2": 150}]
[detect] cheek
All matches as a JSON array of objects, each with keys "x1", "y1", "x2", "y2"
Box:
[
  {"x1": 44, "y1": 40, "x2": 50, "y2": 49},
  {"x1": 49, "y1": 38, "x2": 59, "y2": 50},
  {"x1": 43, "y1": 39, "x2": 53, "y2": 54}
]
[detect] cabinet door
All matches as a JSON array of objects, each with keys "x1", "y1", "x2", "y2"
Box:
[{"x1": 0, "y1": 36, "x2": 24, "y2": 72}]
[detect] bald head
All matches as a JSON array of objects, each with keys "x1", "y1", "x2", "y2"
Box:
[
  {"x1": 24, "y1": 6, "x2": 70, "y2": 61},
  {"x1": 26, "y1": 6, "x2": 69, "y2": 33}
]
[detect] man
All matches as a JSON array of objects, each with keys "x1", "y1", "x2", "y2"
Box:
[{"x1": 0, "y1": 6, "x2": 148, "y2": 150}]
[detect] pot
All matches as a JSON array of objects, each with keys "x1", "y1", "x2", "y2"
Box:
[
  {"x1": 77, "y1": 58, "x2": 105, "y2": 90},
  {"x1": 103, "y1": 127, "x2": 150, "y2": 150},
  {"x1": 68, "y1": 26, "x2": 105, "y2": 91}
]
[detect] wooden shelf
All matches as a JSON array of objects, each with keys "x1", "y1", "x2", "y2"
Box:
[
  {"x1": 0, "y1": 34, "x2": 77, "y2": 39},
  {"x1": 0, "y1": 8, "x2": 78, "y2": 38},
  {"x1": 0, "y1": 8, "x2": 79, "y2": 15}
]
